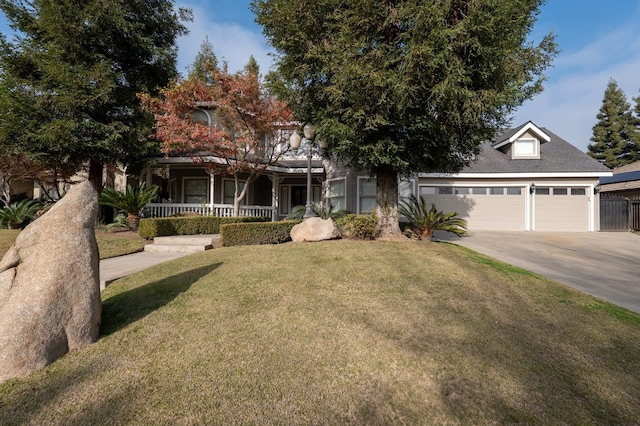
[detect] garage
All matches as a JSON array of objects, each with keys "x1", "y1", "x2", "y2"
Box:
[
  {"x1": 533, "y1": 186, "x2": 590, "y2": 232},
  {"x1": 419, "y1": 185, "x2": 527, "y2": 231}
]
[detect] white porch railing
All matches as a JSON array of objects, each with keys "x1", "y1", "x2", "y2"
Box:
[{"x1": 145, "y1": 203, "x2": 275, "y2": 220}]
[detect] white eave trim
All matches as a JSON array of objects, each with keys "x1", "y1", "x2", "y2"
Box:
[
  {"x1": 493, "y1": 121, "x2": 551, "y2": 149},
  {"x1": 418, "y1": 171, "x2": 613, "y2": 179}
]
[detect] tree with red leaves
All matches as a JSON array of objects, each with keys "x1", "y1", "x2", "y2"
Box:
[{"x1": 140, "y1": 64, "x2": 292, "y2": 216}]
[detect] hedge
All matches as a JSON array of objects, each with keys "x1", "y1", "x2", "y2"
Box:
[
  {"x1": 335, "y1": 213, "x2": 377, "y2": 240},
  {"x1": 138, "y1": 216, "x2": 269, "y2": 239},
  {"x1": 220, "y1": 220, "x2": 301, "y2": 247}
]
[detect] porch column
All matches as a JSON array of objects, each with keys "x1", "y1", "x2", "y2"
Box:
[
  {"x1": 209, "y1": 172, "x2": 215, "y2": 214},
  {"x1": 271, "y1": 172, "x2": 278, "y2": 222}
]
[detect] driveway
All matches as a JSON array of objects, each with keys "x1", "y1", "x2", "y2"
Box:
[{"x1": 437, "y1": 231, "x2": 640, "y2": 314}]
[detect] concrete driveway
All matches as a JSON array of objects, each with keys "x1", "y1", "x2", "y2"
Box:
[{"x1": 437, "y1": 231, "x2": 640, "y2": 314}]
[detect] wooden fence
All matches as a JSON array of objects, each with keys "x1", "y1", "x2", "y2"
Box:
[{"x1": 600, "y1": 196, "x2": 640, "y2": 231}]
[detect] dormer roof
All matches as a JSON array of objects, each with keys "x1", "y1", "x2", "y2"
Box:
[{"x1": 492, "y1": 121, "x2": 551, "y2": 149}]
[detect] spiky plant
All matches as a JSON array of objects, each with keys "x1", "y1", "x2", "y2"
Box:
[
  {"x1": 398, "y1": 195, "x2": 467, "y2": 240},
  {"x1": 0, "y1": 199, "x2": 42, "y2": 229},
  {"x1": 99, "y1": 183, "x2": 158, "y2": 230}
]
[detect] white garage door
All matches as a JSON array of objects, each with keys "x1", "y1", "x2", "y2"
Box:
[
  {"x1": 534, "y1": 187, "x2": 589, "y2": 232},
  {"x1": 419, "y1": 186, "x2": 526, "y2": 231}
]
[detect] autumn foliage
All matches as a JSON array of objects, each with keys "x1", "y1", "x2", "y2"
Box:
[{"x1": 140, "y1": 66, "x2": 292, "y2": 214}]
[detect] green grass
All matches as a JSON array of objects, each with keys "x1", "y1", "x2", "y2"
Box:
[
  {"x1": 1, "y1": 240, "x2": 639, "y2": 424},
  {"x1": 0, "y1": 229, "x2": 146, "y2": 260}
]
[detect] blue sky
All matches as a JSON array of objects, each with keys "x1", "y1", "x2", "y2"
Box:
[{"x1": 3, "y1": 1, "x2": 640, "y2": 153}]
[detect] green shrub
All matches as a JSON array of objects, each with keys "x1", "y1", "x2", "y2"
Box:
[
  {"x1": 286, "y1": 203, "x2": 350, "y2": 220},
  {"x1": 398, "y1": 194, "x2": 467, "y2": 240},
  {"x1": 138, "y1": 216, "x2": 269, "y2": 239},
  {"x1": 0, "y1": 199, "x2": 42, "y2": 229},
  {"x1": 221, "y1": 220, "x2": 301, "y2": 246},
  {"x1": 335, "y1": 213, "x2": 377, "y2": 240}
]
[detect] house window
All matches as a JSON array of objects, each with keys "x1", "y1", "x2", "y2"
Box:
[
  {"x1": 514, "y1": 138, "x2": 537, "y2": 157},
  {"x1": 329, "y1": 179, "x2": 346, "y2": 211},
  {"x1": 184, "y1": 178, "x2": 208, "y2": 204},
  {"x1": 507, "y1": 187, "x2": 522, "y2": 195},
  {"x1": 223, "y1": 179, "x2": 247, "y2": 205},
  {"x1": 358, "y1": 178, "x2": 376, "y2": 214},
  {"x1": 399, "y1": 179, "x2": 414, "y2": 198},
  {"x1": 192, "y1": 109, "x2": 211, "y2": 126},
  {"x1": 553, "y1": 188, "x2": 568, "y2": 196},
  {"x1": 472, "y1": 187, "x2": 487, "y2": 195},
  {"x1": 571, "y1": 188, "x2": 586, "y2": 195},
  {"x1": 490, "y1": 187, "x2": 504, "y2": 195}
]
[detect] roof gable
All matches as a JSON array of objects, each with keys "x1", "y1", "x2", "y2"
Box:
[{"x1": 492, "y1": 121, "x2": 551, "y2": 149}]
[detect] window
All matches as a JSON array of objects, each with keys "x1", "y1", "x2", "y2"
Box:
[
  {"x1": 553, "y1": 188, "x2": 568, "y2": 196},
  {"x1": 438, "y1": 187, "x2": 453, "y2": 195},
  {"x1": 472, "y1": 187, "x2": 487, "y2": 195},
  {"x1": 329, "y1": 179, "x2": 346, "y2": 211},
  {"x1": 571, "y1": 188, "x2": 586, "y2": 195},
  {"x1": 399, "y1": 180, "x2": 414, "y2": 198},
  {"x1": 455, "y1": 187, "x2": 470, "y2": 195},
  {"x1": 507, "y1": 187, "x2": 522, "y2": 195},
  {"x1": 184, "y1": 178, "x2": 208, "y2": 204},
  {"x1": 420, "y1": 187, "x2": 436, "y2": 195},
  {"x1": 536, "y1": 187, "x2": 550, "y2": 195},
  {"x1": 192, "y1": 109, "x2": 211, "y2": 126},
  {"x1": 223, "y1": 179, "x2": 246, "y2": 205},
  {"x1": 514, "y1": 138, "x2": 537, "y2": 157},
  {"x1": 358, "y1": 178, "x2": 376, "y2": 213},
  {"x1": 490, "y1": 187, "x2": 504, "y2": 195}
]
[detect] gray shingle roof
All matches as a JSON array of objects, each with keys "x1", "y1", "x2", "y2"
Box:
[{"x1": 463, "y1": 127, "x2": 611, "y2": 174}]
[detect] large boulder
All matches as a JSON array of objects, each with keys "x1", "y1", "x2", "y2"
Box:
[
  {"x1": 0, "y1": 181, "x2": 101, "y2": 383},
  {"x1": 290, "y1": 217, "x2": 341, "y2": 243}
]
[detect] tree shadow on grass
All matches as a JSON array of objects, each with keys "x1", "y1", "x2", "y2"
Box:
[{"x1": 100, "y1": 263, "x2": 222, "y2": 336}]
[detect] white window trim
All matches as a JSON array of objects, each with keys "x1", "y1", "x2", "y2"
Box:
[
  {"x1": 327, "y1": 177, "x2": 347, "y2": 211},
  {"x1": 513, "y1": 138, "x2": 539, "y2": 159},
  {"x1": 356, "y1": 177, "x2": 377, "y2": 214},
  {"x1": 182, "y1": 177, "x2": 209, "y2": 204}
]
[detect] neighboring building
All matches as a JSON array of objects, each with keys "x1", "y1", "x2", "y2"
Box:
[
  {"x1": 599, "y1": 161, "x2": 640, "y2": 199},
  {"x1": 143, "y1": 121, "x2": 612, "y2": 232}
]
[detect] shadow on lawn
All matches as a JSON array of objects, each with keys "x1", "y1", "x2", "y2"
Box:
[{"x1": 100, "y1": 262, "x2": 222, "y2": 336}]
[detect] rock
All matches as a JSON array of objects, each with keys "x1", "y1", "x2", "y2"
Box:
[
  {"x1": 0, "y1": 181, "x2": 101, "y2": 383},
  {"x1": 290, "y1": 217, "x2": 341, "y2": 243}
]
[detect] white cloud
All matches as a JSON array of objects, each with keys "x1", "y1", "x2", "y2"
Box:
[
  {"x1": 175, "y1": 4, "x2": 275, "y2": 77},
  {"x1": 513, "y1": 9, "x2": 640, "y2": 153}
]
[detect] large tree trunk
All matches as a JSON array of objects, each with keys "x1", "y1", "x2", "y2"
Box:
[
  {"x1": 376, "y1": 167, "x2": 404, "y2": 240},
  {"x1": 88, "y1": 159, "x2": 103, "y2": 193}
]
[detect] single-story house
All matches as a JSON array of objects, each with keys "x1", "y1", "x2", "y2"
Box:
[
  {"x1": 599, "y1": 161, "x2": 640, "y2": 198},
  {"x1": 142, "y1": 121, "x2": 612, "y2": 232}
]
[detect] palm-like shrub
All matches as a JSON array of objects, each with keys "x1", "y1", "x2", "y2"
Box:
[
  {"x1": 398, "y1": 195, "x2": 467, "y2": 240},
  {"x1": 99, "y1": 183, "x2": 158, "y2": 230},
  {"x1": 0, "y1": 199, "x2": 42, "y2": 229}
]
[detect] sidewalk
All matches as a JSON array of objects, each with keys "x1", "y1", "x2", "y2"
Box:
[{"x1": 99, "y1": 251, "x2": 192, "y2": 289}]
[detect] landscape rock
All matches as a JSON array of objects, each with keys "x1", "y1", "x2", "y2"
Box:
[
  {"x1": 0, "y1": 181, "x2": 101, "y2": 383},
  {"x1": 290, "y1": 217, "x2": 341, "y2": 243}
]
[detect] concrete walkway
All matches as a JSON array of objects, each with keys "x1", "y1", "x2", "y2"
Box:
[
  {"x1": 437, "y1": 231, "x2": 640, "y2": 313},
  {"x1": 99, "y1": 251, "x2": 192, "y2": 289}
]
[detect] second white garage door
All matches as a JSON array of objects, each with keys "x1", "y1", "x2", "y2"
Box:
[{"x1": 533, "y1": 187, "x2": 590, "y2": 232}]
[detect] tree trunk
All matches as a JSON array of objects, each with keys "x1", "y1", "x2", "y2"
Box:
[
  {"x1": 376, "y1": 167, "x2": 404, "y2": 240},
  {"x1": 88, "y1": 159, "x2": 103, "y2": 193}
]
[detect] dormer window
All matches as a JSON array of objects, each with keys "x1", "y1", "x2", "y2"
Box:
[{"x1": 514, "y1": 138, "x2": 538, "y2": 158}]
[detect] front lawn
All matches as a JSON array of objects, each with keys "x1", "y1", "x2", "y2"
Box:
[
  {"x1": 1, "y1": 240, "x2": 638, "y2": 424},
  {"x1": 0, "y1": 229, "x2": 146, "y2": 260}
]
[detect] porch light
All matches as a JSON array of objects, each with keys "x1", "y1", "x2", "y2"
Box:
[{"x1": 530, "y1": 183, "x2": 536, "y2": 194}]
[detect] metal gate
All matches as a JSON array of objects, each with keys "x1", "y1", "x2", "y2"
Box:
[{"x1": 600, "y1": 197, "x2": 629, "y2": 231}]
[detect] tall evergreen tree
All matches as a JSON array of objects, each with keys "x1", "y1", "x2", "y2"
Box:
[
  {"x1": 187, "y1": 37, "x2": 219, "y2": 85},
  {"x1": 588, "y1": 79, "x2": 637, "y2": 168},
  {"x1": 0, "y1": 0, "x2": 191, "y2": 190},
  {"x1": 252, "y1": 0, "x2": 557, "y2": 237}
]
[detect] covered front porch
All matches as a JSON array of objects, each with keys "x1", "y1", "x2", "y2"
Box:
[{"x1": 140, "y1": 157, "x2": 325, "y2": 221}]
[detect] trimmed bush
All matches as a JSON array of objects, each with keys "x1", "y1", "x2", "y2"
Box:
[
  {"x1": 139, "y1": 216, "x2": 269, "y2": 239},
  {"x1": 335, "y1": 213, "x2": 377, "y2": 240},
  {"x1": 221, "y1": 220, "x2": 301, "y2": 247}
]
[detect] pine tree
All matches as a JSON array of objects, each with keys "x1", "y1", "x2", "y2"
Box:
[
  {"x1": 252, "y1": 0, "x2": 557, "y2": 237},
  {"x1": 188, "y1": 37, "x2": 219, "y2": 85},
  {"x1": 588, "y1": 79, "x2": 637, "y2": 168},
  {"x1": 0, "y1": 0, "x2": 191, "y2": 190}
]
